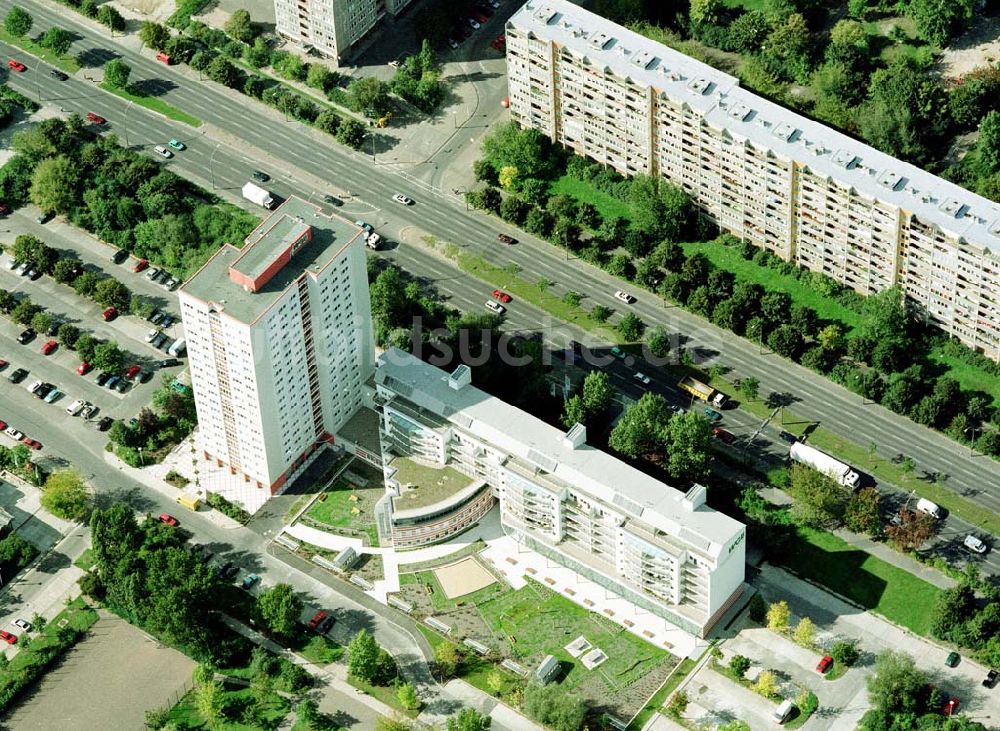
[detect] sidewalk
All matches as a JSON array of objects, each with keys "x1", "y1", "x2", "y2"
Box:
[{"x1": 832, "y1": 529, "x2": 956, "y2": 590}]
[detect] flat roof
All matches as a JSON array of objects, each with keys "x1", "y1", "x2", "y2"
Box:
[
  {"x1": 376, "y1": 349, "x2": 744, "y2": 557},
  {"x1": 509, "y1": 0, "x2": 1000, "y2": 254},
  {"x1": 180, "y1": 196, "x2": 365, "y2": 324},
  {"x1": 388, "y1": 456, "x2": 479, "y2": 512}
]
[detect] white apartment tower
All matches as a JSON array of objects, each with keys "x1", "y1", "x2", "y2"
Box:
[
  {"x1": 375, "y1": 349, "x2": 746, "y2": 637},
  {"x1": 506, "y1": 0, "x2": 1000, "y2": 360},
  {"x1": 275, "y1": 0, "x2": 415, "y2": 64},
  {"x1": 179, "y1": 196, "x2": 374, "y2": 494}
]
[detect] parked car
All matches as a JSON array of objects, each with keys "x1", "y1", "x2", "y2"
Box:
[
  {"x1": 242, "y1": 573, "x2": 260, "y2": 590},
  {"x1": 96, "y1": 416, "x2": 114, "y2": 431},
  {"x1": 40, "y1": 340, "x2": 57, "y2": 355},
  {"x1": 26, "y1": 380, "x2": 42, "y2": 395},
  {"x1": 145, "y1": 329, "x2": 160, "y2": 343},
  {"x1": 6, "y1": 60, "x2": 26, "y2": 73},
  {"x1": 778, "y1": 430, "x2": 797, "y2": 444},
  {"x1": 816, "y1": 655, "x2": 833, "y2": 673},
  {"x1": 34, "y1": 383, "x2": 53, "y2": 400},
  {"x1": 161, "y1": 314, "x2": 175, "y2": 328},
  {"x1": 66, "y1": 399, "x2": 86, "y2": 416},
  {"x1": 467, "y1": 17, "x2": 481, "y2": 29},
  {"x1": 159, "y1": 513, "x2": 179, "y2": 527},
  {"x1": 17, "y1": 328, "x2": 36, "y2": 344},
  {"x1": 26, "y1": 267, "x2": 41, "y2": 280},
  {"x1": 712, "y1": 427, "x2": 735, "y2": 444},
  {"x1": 168, "y1": 138, "x2": 186, "y2": 151},
  {"x1": 131, "y1": 258, "x2": 148, "y2": 273},
  {"x1": 80, "y1": 404, "x2": 98, "y2": 419},
  {"x1": 159, "y1": 358, "x2": 181, "y2": 369},
  {"x1": 496, "y1": 233, "x2": 516, "y2": 244},
  {"x1": 704, "y1": 408, "x2": 723, "y2": 422},
  {"x1": 112, "y1": 248, "x2": 129, "y2": 264},
  {"x1": 86, "y1": 112, "x2": 106, "y2": 124},
  {"x1": 354, "y1": 220, "x2": 373, "y2": 233},
  {"x1": 633, "y1": 372, "x2": 651, "y2": 385},
  {"x1": 307, "y1": 610, "x2": 328, "y2": 631},
  {"x1": 102, "y1": 307, "x2": 118, "y2": 321},
  {"x1": 105, "y1": 375, "x2": 121, "y2": 389},
  {"x1": 392, "y1": 193, "x2": 413, "y2": 205},
  {"x1": 4, "y1": 426, "x2": 24, "y2": 441},
  {"x1": 21, "y1": 437, "x2": 41, "y2": 450},
  {"x1": 146, "y1": 267, "x2": 161, "y2": 281},
  {"x1": 0, "y1": 360, "x2": 6, "y2": 370},
  {"x1": 7, "y1": 368, "x2": 28, "y2": 383},
  {"x1": 485, "y1": 300, "x2": 506, "y2": 315},
  {"x1": 11, "y1": 619, "x2": 30, "y2": 632},
  {"x1": 0, "y1": 630, "x2": 17, "y2": 644},
  {"x1": 946, "y1": 652, "x2": 960, "y2": 668},
  {"x1": 162, "y1": 277, "x2": 179, "y2": 290},
  {"x1": 46, "y1": 321, "x2": 61, "y2": 336},
  {"x1": 150, "y1": 310, "x2": 165, "y2": 325},
  {"x1": 151, "y1": 333, "x2": 168, "y2": 349},
  {"x1": 614, "y1": 290, "x2": 636, "y2": 304},
  {"x1": 984, "y1": 669, "x2": 999, "y2": 688},
  {"x1": 43, "y1": 388, "x2": 62, "y2": 403},
  {"x1": 963, "y1": 535, "x2": 988, "y2": 554},
  {"x1": 323, "y1": 194, "x2": 342, "y2": 206},
  {"x1": 492, "y1": 289, "x2": 512, "y2": 303},
  {"x1": 95, "y1": 372, "x2": 111, "y2": 386},
  {"x1": 115, "y1": 378, "x2": 131, "y2": 394}
]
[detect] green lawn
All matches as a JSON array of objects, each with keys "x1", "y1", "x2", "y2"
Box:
[
  {"x1": 167, "y1": 685, "x2": 291, "y2": 730},
  {"x1": 680, "y1": 241, "x2": 863, "y2": 333},
  {"x1": 100, "y1": 82, "x2": 202, "y2": 127},
  {"x1": 389, "y1": 457, "x2": 472, "y2": 510},
  {"x1": 479, "y1": 581, "x2": 673, "y2": 694},
  {"x1": 73, "y1": 548, "x2": 95, "y2": 571},
  {"x1": 780, "y1": 526, "x2": 941, "y2": 635},
  {"x1": 0, "y1": 29, "x2": 81, "y2": 73},
  {"x1": 347, "y1": 675, "x2": 421, "y2": 717},
  {"x1": 928, "y1": 342, "x2": 1000, "y2": 408},
  {"x1": 630, "y1": 657, "x2": 696, "y2": 729},
  {"x1": 549, "y1": 174, "x2": 632, "y2": 224},
  {"x1": 304, "y1": 475, "x2": 381, "y2": 546},
  {"x1": 293, "y1": 634, "x2": 342, "y2": 666}
]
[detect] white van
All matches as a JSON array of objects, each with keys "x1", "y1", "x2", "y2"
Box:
[
  {"x1": 167, "y1": 338, "x2": 186, "y2": 357},
  {"x1": 65, "y1": 399, "x2": 85, "y2": 416},
  {"x1": 916, "y1": 498, "x2": 942, "y2": 519},
  {"x1": 772, "y1": 698, "x2": 793, "y2": 724}
]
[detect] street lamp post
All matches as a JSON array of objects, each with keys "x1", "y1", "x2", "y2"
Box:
[
  {"x1": 137, "y1": 447, "x2": 143, "y2": 467},
  {"x1": 123, "y1": 100, "x2": 134, "y2": 148},
  {"x1": 34, "y1": 65, "x2": 43, "y2": 104},
  {"x1": 371, "y1": 133, "x2": 376, "y2": 163}
]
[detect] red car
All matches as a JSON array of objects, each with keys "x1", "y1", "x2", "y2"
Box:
[
  {"x1": 7, "y1": 60, "x2": 26, "y2": 73},
  {"x1": 41, "y1": 340, "x2": 57, "y2": 355},
  {"x1": 21, "y1": 437, "x2": 41, "y2": 450},
  {"x1": 0, "y1": 630, "x2": 17, "y2": 644},
  {"x1": 816, "y1": 655, "x2": 833, "y2": 674},
  {"x1": 77, "y1": 361, "x2": 91, "y2": 375},
  {"x1": 102, "y1": 307, "x2": 118, "y2": 321},
  {"x1": 0, "y1": 203, "x2": 9, "y2": 215},
  {"x1": 124, "y1": 364, "x2": 141, "y2": 380},
  {"x1": 85, "y1": 112, "x2": 106, "y2": 124},
  {"x1": 0, "y1": 420, "x2": 7, "y2": 431},
  {"x1": 307, "y1": 610, "x2": 328, "y2": 631},
  {"x1": 159, "y1": 513, "x2": 179, "y2": 527},
  {"x1": 0, "y1": 359, "x2": 7, "y2": 369},
  {"x1": 712, "y1": 427, "x2": 734, "y2": 444},
  {"x1": 492, "y1": 289, "x2": 512, "y2": 303},
  {"x1": 132, "y1": 258, "x2": 148, "y2": 273}
]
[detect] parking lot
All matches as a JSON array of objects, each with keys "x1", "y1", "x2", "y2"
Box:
[{"x1": 0, "y1": 209, "x2": 186, "y2": 447}]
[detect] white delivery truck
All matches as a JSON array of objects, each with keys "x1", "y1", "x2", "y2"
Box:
[
  {"x1": 789, "y1": 441, "x2": 861, "y2": 489},
  {"x1": 242, "y1": 182, "x2": 275, "y2": 209}
]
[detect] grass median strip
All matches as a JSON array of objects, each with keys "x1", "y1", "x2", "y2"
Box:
[
  {"x1": 0, "y1": 29, "x2": 81, "y2": 73},
  {"x1": 100, "y1": 83, "x2": 202, "y2": 127}
]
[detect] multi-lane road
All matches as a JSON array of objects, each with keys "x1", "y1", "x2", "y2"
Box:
[{"x1": 1, "y1": 1, "x2": 998, "y2": 550}]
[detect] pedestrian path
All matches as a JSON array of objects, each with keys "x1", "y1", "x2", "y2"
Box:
[{"x1": 832, "y1": 529, "x2": 956, "y2": 590}]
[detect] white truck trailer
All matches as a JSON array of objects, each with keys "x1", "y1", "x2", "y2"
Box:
[
  {"x1": 789, "y1": 441, "x2": 860, "y2": 489},
  {"x1": 242, "y1": 182, "x2": 275, "y2": 209}
]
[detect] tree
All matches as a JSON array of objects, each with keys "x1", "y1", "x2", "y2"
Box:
[
  {"x1": 609, "y1": 393, "x2": 672, "y2": 459},
  {"x1": 31, "y1": 311, "x2": 53, "y2": 335},
  {"x1": 647, "y1": 326, "x2": 671, "y2": 359},
  {"x1": 665, "y1": 411, "x2": 713, "y2": 482},
  {"x1": 766, "y1": 13, "x2": 810, "y2": 63},
  {"x1": 581, "y1": 370, "x2": 613, "y2": 417},
  {"x1": 40, "y1": 27, "x2": 72, "y2": 55},
  {"x1": 224, "y1": 8, "x2": 255, "y2": 42},
  {"x1": 749, "y1": 592, "x2": 768, "y2": 623},
  {"x1": 561, "y1": 394, "x2": 586, "y2": 429},
  {"x1": 738, "y1": 376, "x2": 760, "y2": 402},
  {"x1": 865, "y1": 650, "x2": 926, "y2": 717},
  {"x1": 97, "y1": 5, "x2": 126, "y2": 31},
  {"x1": 347, "y1": 629, "x2": 381, "y2": 683},
  {"x1": 793, "y1": 617, "x2": 816, "y2": 647},
  {"x1": 830, "y1": 640, "x2": 860, "y2": 667},
  {"x1": 41, "y1": 469, "x2": 91, "y2": 521},
  {"x1": 767, "y1": 600, "x2": 790, "y2": 632},
  {"x1": 909, "y1": 0, "x2": 974, "y2": 45},
  {"x1": 976, "y1": 111, "x2": 1000, "y2": 178},
  {"x1": 295, "y1": 698, "x2": 320, "y2": 730},
  {"x1": 139, "y1": 21, "x2": 170, "y2": 50},
  {"x1": 194, "y1": 680, "x2": 224, "y2": 730},
  {"x1": 397, "y1": 682, "x2": 420, "y2": 710},
  {"x1": 4, "y1": 7, "x2": 32, "y2": 37},
  {"x1": 729, "y1": 654, "x2": 751, "y2": 678},
  {"x1": 486, "y1": 667, "x2": 504, "y2": 695},
  {"x1": 104, "y1": 58, "x2": 132, "y2": 89},
  {"x1": 30, "y1": 155, "x2": 79, "y2": 214},
  {"x1": 787, "y1": 464, "x2": 847, "y2": 528},
  {"x1": 434, "y1": 641, "x2": 461, "y2": 679},
  {"x1": 347, "y1": 76, "x2": 391, "y2": 117},
  {"x1": 92, "y1": 341, "x2": 125, "y2": 373},
  {"x1": 617, "y1": 312, "x2": 645, "y2": 342},
  {"x1": 754, "y1": 669, "x2": 779, "y2": 699},
  {"x1": 336, "y1": 119, "x2": 366, "y2": 148},
  {"x1": 844, "y1": 487, "x2": 881, "y2": 535},
  {"x1": 144, "y1": 707, "x2": 170, "y2": 729},
  {"x1": 250, "y1": 670, "x2": 274, "y2": 710},
  {"x1": 75, "y1": 333, "x2": 98, "y2": 363},
  {"x1": 480, "y1": 121, "x2": 555, "y2": 181},
  {"x1": 884, "y1": 506, "x2": 935, "y2": 551},
  {"x1": 446, "y1": 707, "x2": 491, "y2": 731},
  {"x1": 256, "y1": 583, "x2": 302, "y2": 638},
  {"x1": 205, "y1": 56, "x2": 238, "y2": 87},
  {"x1": 666, "y1": 689, "x2": 689, "y2": 717},
  {"x1": 689, "y1": 0, "x2": 722, "y2": 25},
  {"x1": 94, "y1": 278, "x2": 132, "y2": 310},
  {"x1": 590, "y1": 304, "x2": 612, "y2": 323},
  {"x1": 498, "y1": 165, "x2": 519, "y2": 190}
]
